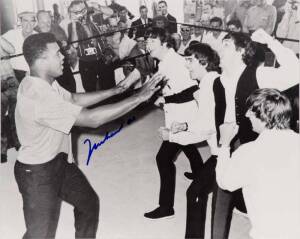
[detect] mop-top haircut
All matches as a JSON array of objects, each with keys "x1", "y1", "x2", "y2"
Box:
[
  {"x1": 146, "y1": 27, "x2": 176, "y2": 50},
  {"x1": 23, "y1": 33, "x2": 57, "y2": 67},
  {"x1": 223, "y1": 32, "x2": 265, "y2": 67},
  {"x1": 246, "y1": 88, "x2": 292, "y2": 129},
  {"x1": 184, "y1": 43, "x2": 221, "y2": 73}
]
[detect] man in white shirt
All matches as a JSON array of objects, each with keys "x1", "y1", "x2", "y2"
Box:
[
  {"x1": 203, "y1": 17, "x2": 227, "y2": 55},
  {"x1": 216, "y1": 88, "x2": 300, "y2": 239},
  {"x1": 143, "y1": 27, "x2": 204, "y2": 219},
  {"x1": 211, "y1": 29, "x2": 299, "y2": 239},
  {"x1": 177, "y1": 25, "x2": 193, "y2": 55},
  {"x1": 15, "y1": 32, "x2": 163, "y2": 238},
  {"x1": 2, "y1": 11, "x2": 37, "y2": 82},
  {"x1": 168, "y1": 43, "x2": 221, "y2": 239}
]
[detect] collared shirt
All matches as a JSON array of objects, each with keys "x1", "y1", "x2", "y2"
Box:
[
  {"x1": 119, "y1": 34, "x2": 136, "y2": 60},
  {"x1": 202, "y1": 31, "x2": 227, "y2": 55},
  {"x1": 221, "y1": 39, "x2": 299, "y2": 126},
  {"x1": 276, "y1": 7, "x2": 299, "y2": 54},
  {"x1": 177, "y1": 38, "x2": 193, "y2": 55},
  {"x1": 15, "y1": 76, "x2": 82, "y2": 164},
  {"x1": 243, "y1": 4, "x2": 277, "y2": 34},
  {"x1": 216, "y1": 129, "x2": 300, "y2": 239},
  {"x1": 2, "y1": 28, "x2": 37, "y2": 72},
  {"x1": 158, "y1": 48, "x2": 198, "y2": 129},
  {"x1": 169, "y1": 71, "x2": 220, "y2": 149}
]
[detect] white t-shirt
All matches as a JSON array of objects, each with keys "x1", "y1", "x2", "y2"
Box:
[
  {"x1": 15, "y1": 76, "x2": 82, "y2": 164},
  {"x1": 2, "y1": 28, "x2": 37, "y2": 72}
]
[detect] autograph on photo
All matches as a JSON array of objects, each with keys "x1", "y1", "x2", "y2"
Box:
[{"x1": 84, "y1": 116, "x2": 136, "y2": 165}]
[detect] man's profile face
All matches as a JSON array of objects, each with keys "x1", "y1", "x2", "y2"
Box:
[
  {"x1": 158, "y1": 2, "x2": 168, "y2": 15},
  {"x1": 21, "y1": 15, "x2": 36, "y2": 36},
  {"x1": 220, "y1": 38, "x2": 239, "y2": 68},
  {"x1": 146, "y1": 37, "x2": 162, "y2": 58},
  {"x1": 37, "y1": 12, "x2": 52, "y2": 33},
  {"x1": 41, "y1": 42, "x2": 65, "y2": 77}
]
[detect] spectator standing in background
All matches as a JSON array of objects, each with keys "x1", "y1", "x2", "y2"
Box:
[
  {"x1": 203, "y1": 17, "x2": 226, "y2": 54},
  {"x1": 0, "y1": 36, "x2": 20, "y2": 163},
  {"x1": 226, "y1": 19, "x2": 243, "y2": 32},
  {"x1": 229, "y1": 0, "x2": 253, "y2": 25},
  {"x1": 158, "y1": 1, "x2": 178, "y2": 33},
  {"x1": 129, "y1": 5, "x2": 153, "y2": 39},
  {"x1": 178, "y1": 25, "x2": 193, "y2": 55},
  {"x1": 243, "y1": 0, "x2": 277, "y2": 34},
  {"x1": 2, "y1": 12, "x2": 37, "y2": 83},
  {"x1": 191, "y1": 20, "x2": 207, "y2": 42},
  {"x1": 276, "y1": 0, "x2": 300, "y2": 54},
  {"x1": 35, "y1": 10, "x2": 68, "y2": 47}
]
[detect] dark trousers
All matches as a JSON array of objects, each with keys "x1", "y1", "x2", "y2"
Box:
[
  {"x1": 14, "y1": 153, "x2": 99, "y2": 239},
  {"x1": 211, "y1": 185, "x2": 247, "y2": 239},
  {"x1": 185, "y1": 156, "x2": 217, "y2": 239},
  {"x1": 156, "y1": 141, "x2": 203, "y2": 208},
  {"x1": 79, "y1": 59, "x2": 115, "y2": 92}
]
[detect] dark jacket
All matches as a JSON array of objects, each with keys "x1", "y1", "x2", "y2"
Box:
[
  {"x1": 213, "y1": 66, "x2": 259, "y2": 147},
  {"x1": 128, "y1": 18, "x2": 153, "y2": 38},
  {"x1": 165, "y1": 14, "x2": 177, "y2": 34}
]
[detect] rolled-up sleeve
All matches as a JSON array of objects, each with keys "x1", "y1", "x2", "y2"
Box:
[{"x1": 257, "y1": 39, "x2": 300, "y2": 91}]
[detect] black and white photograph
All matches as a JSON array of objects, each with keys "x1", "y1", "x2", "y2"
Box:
[{"x1": 0, "y1": 0, "x2": 299, "y2": 238}]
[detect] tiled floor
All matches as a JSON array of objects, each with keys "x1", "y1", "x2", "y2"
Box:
[{"x1": 0, "y1": 107, "x2": 251, "y2": 239}]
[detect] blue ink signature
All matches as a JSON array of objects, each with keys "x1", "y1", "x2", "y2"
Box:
[{"x1": 84, "y1": 116, "x2": 136, "y2": 165}]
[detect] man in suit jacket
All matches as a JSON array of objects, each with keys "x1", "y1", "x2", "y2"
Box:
[
  {"x1": 128, "y1": 34, "x2": 155, "y2": 84},
  {"x1": 129, "y1": 5, "x2": 153, "y2": 39},
  {"x1": 158, "y1": 0, "x2": 177, "y2": 33}
]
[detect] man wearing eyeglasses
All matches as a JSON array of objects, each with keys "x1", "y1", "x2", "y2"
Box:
[
  {"x1": 67, "y1": 0, "x2": 117, "y2": 92},
  {"x1": 177, "y1": 26, "x2": 193, "y2": 55}
]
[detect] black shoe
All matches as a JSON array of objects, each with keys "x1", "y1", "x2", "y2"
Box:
[
  {"x1": 184, "y1": 172, "x2": 194, "y2": 180},
  {"x1": 144, "y1": 206, "x2": 174, "y2": 219},
  {"x1": 1, "y1": 154, "x2": 7, "y2": 163}
]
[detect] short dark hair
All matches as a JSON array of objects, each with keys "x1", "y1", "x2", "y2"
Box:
[
  {"x1": 139, "y1": 5, "x2": 147, "y2": 11},
  {"x1": 246, "y1": 88, "x2": 292, "y2": 129},
  {"x1": 146, "y1": 27, "x2": 176, "y2": 50},
  {"x1": 158, "y1": 0, "x2": 167, "y2": 6},
  {"x1": 188, "y1": 40, "x2": 200, "y2": 47},
  {"x1": 226, "y1": 19, "x2": 242, "y2": 30},
  {"x1": 223, "y1": 32, "x2": 265, "y2": 66},
  {"x1": 184, "y1": 43, "x2": 221, "y2": 73},
  {"x1": 152, "y1": 15, "x2": 169, "y2": 28},
  {"x1": 210, "y1": 17, "x2": 223, "y2": 26},
  {"x1": 23, "y1": 33, "x2": 57, "y2": 67}
]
